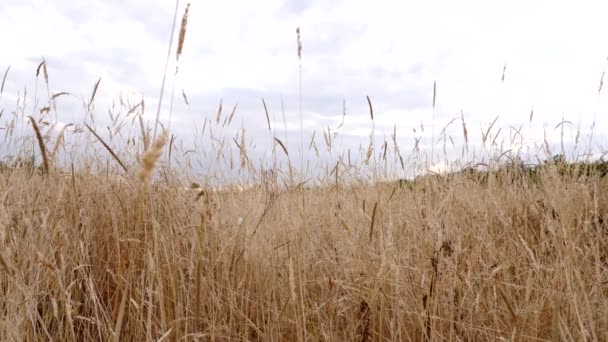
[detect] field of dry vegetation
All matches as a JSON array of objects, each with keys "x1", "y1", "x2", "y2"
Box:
[
  {"x1": 1, "y1": 5, "x2": 608, "y2": 342},
  {"x1": 1, "y1": 155, "x2": 608, "y2": 341}
]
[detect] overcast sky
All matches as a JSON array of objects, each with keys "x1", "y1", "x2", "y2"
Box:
[{"x1": 2, "y1": 0, "x2": 608, "y2": 176}]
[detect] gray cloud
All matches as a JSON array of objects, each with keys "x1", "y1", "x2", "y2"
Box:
[
  {"x1": 2, "y1": 0, "x2": 607, "y2": 179},
  {"x1": 75, "y1": 49, "x2": 151, "y2": 86},
  {"x1": 281, "y1": 0, "x2": 315, "y2": 15}
]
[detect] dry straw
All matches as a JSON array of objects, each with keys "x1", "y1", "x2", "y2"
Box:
[
  {"x1": 461, "y1": 110, "x2": 468, "y2": 153},
  {"x1": 88, "y1": 77, "x2": 101, "y2": 113},
  {"x1": 0, "y1": 66, "x2": 9, "y2": 96},
  {"x1": 296, "y1": 27, "x2": 304, "y2": 179},
  {"x1": 138, "y1": 130, "x2": 168, "y2": 184},
  {"x1": 167, "y1": 2, "x2": 191, "y2": 134},
  {"x1": 152, "y1": 1, "x2": 183, "y2": 141},
  {"x1": 35, "y1": 59, "x2": 49, "y2": 89},
  {"x1": 50, "y1": 123, "x2": 74, "y2": 161},
  {"x1": 176, "y1": 3, "x2": 190, "y2": 60},
  {"x1": 85, "y1": 123, "x2": 128, "y2": 173},
  {"x1": 28, "y1": 116, "x2": 49, "y2": 174},
  {"x1": 296, "y1": 27, "x2": 302, "y2": 61},
  {"x1": 2, "y1": 3, "x2": 607, "y2": 340}
]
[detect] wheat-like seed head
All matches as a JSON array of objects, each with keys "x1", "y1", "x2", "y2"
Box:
[
  {"x1": 28, "y1": 116, "x2": 49, "y2": 174},
  {"x1": 50, "y1": 123, "x2": 73, "y2": 161},
  {"x1": 461, "y1": 110, "x2": 468, "y2": 151},
  {"x1": 296, "y1": 27, "x2": 302, "y2": 60},
  {"x1": 1, "y1": 66, "x2": 10, "y2": 96},
  {"x1": 176, "y1": 3, "x2": 191, "y2": 59},
  {"x1": 240, "y1": 128, "x2": 247, "y2": 170},
  {"x1": 138, "y1": 129, "x2": 168, "y2": 184},
  {"x1": 365, "y1": 137, "x2": 374, "y2": 165}
]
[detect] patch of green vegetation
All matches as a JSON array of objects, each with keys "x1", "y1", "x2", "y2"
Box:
[{"x1": 393, "y1": 154, "x2": 608, "y2": 190}]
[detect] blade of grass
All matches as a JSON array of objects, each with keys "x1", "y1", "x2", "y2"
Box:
[
  {"x1": 0, "y1": 66, "x2": 9, "y2": 96},
  {"x1": 28, "y1": 116, "x2": 49, "y2": 174},
  {"x1": 88, "y1": 77, "x2": 101, "y2": 112},
  {"x1": 85, "y1": 123, "x2": 128, "y2": 173}
]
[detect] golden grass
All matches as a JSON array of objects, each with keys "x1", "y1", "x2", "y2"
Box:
[
  {"x1": 28, "y1": 116, "x2": 49, "y2": 175},
  {"x1": 138, "y1": 130, "x2": 168, "y2": 184},
  {"x1": 0, "y1": 164, "x2": 607, "y2": 341},
  {"x1": 1, "y1": 5, "x2": 607, "y2": 340},
  {"x1": 176, "y1": 3, "x2": 191, "y2": 60}
]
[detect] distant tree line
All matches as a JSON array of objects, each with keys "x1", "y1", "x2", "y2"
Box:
[{"x1": 396, "y1": 154, "x2": 608, "y2": 189}]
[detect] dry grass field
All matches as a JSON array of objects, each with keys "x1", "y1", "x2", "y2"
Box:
[
  {"x1": 1, "y1": 4, "x2": 608, "y2": 342},
  {"x1": 1, "y1": 147, "x2": 608, "y2": 341}
]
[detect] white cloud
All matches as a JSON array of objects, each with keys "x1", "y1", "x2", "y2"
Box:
[{"x1": 2, "y1": 0, "x2": 608, "y2": 171}]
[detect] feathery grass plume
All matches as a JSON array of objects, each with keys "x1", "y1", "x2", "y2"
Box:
[
  {"x1": 364, "y1": 133, "x2": 374, "y2": 165},
  {"x1": 308, "y1": 130, "x2": 315, "y2": 150},
  {"x1": 482, "y1": 115, "x2": 499, "y2": 146},
  {"x1": 88, "y1": 77, "x2": 101, "y2": 113},
  {"x1": 50, "y1": 91, "x2": 70, "y2": 101},
  {"x1": 382, "y1": 140, "x2": 388, "y2": 161},
  {"x1": 0, "y1": 66, "x2": 9, "y2": 97},
  {"x1": 126, "y1": 100, "x2": 142, "y2": 115},
  {"x1": 413, "y1": 136, "x2": 421, "y2": 153},
  {"x1": 176, "y1": 3, "x2": 190, "y2": 60},
  {"x1": 33, "y1": 59, "x2": 50, "y2": 113},
  {"x1": 274, "y1": 137, "x2": 288, "y2": 156},
  {"x1": 138, "y1": 129, "x2": 168, "y2": 184},
  {"x1": 234, "y1": 128, "x2": 248, "y2": 170},
  {"x1": 366, "y1": 95, "x2": 374, "y2": 121},
  {"x1": 216, "y1": 99, "x2": 223, "y2": 124},
  {"x1": 42, "y1": 59, "x2": 48, "y2": 87},
  {"x1": 309, "y1": 130, "x2": 319, "y2": 157},
  {"x1": 28, "y1": 116, "x2": 49, "y2": 174},
  {"x1": 50, "y1": 123, "x2": 73, "y2": 161},
  {"x1": 35, "y1": 58, "x2": 50, "y2": 95},
  {"x1": 35, "y1": 60, "x2": 44, "y2": 79},
  {"x1": 461, "y1": 110, "x2": 468, "y2": 153},
  {"x1": 323, "y1": 127, "x2": 331, "y2": 151},
  {"x1": 589, "y1": 57, "x2": 608, "y2": 156},
  {"x1": 530, "y1": 106, "x2": 534, "y2": 124},
  {"x1": 296, "y1": 27, "x2": 302, "y2": 60},
  {"x1": 262, "y1": 98, "x2": 271, "y2": 131},
  {"x1": 138, "y1": 113, "x2": 149, "y2": 151},
  {"x1": 392, "y1": 125, "x2": 405, "y2": 170},
  {"x1": 48, "y1": 91, "x2": 71, "y2": 115},
  {"x1": 226, "y1": 103, "x2": 238, "y2": 127},
  {"x1": 181, "y1": 89, "x2": 190, "y2": 107},
  {"x1": 168, "y1": 133, "x2": 175, "y2": 167},
  {"x1": 490, "y1": 127, "x2": 501, "y2": 147},
  {"x1": 599, "y1": 57, "x2": 607, "y2": 96},
  {"x1": 366, "y1": 95, "x2": 377, "y2": 174}
]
